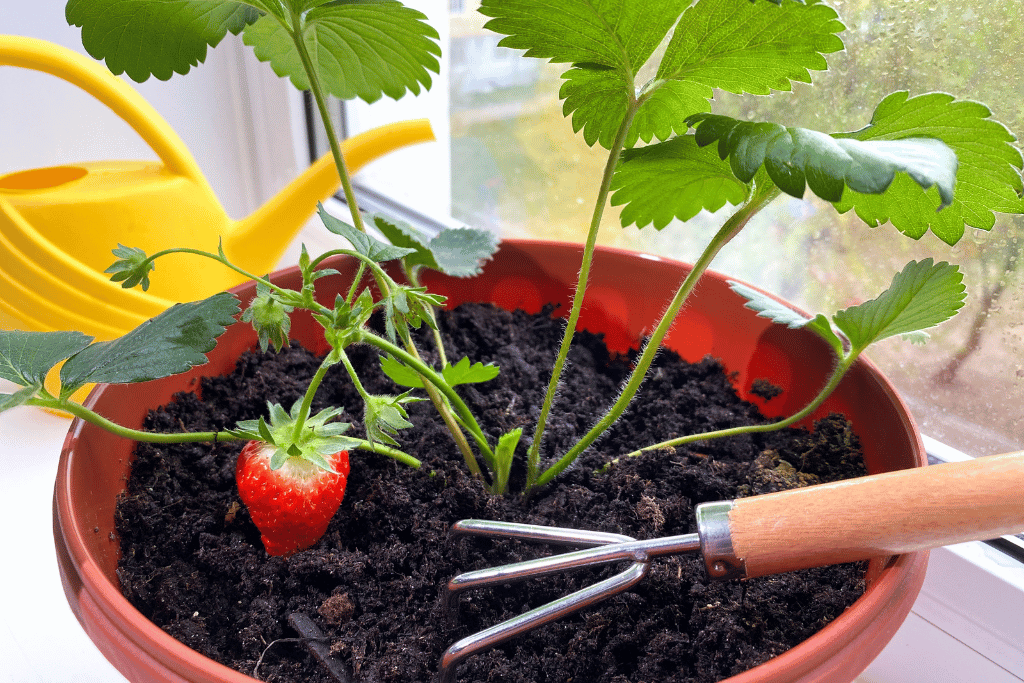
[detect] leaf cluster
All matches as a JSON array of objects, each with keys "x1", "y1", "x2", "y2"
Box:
[
  {"x1": 483, "y1": 0, "x2": 1023, "y2": 245},
  {"x1": 67, "y1": 0, "x2": 440, "y2": 105}
]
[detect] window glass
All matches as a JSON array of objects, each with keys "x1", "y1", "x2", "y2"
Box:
[{"x1": 446, "y1": 0, "x2": 1024, "y2": 456}]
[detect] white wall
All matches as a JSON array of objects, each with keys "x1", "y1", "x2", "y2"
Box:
[{"x1": 343, "y1": 0, "x2": 452, "y2": 223}]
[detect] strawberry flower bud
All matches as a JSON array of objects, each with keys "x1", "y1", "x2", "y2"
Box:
[{"x1": 242, "y1": 282, "x2": 294, "y2": 352}]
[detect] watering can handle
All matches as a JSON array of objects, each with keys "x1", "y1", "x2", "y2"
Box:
[{"x1": 0, "y1": 35, "x2": 205, "y2": 182}]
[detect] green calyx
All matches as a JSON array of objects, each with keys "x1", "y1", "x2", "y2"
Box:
[
  {"x1": 242, "y1": 281, "x2": 295, "y2": 353},
  {"x1": 362, "y1": 391, "x2": 425, "y2": 447},
  {"x1": 231, "y1": 400, "x2": 362, "y2": 473}
]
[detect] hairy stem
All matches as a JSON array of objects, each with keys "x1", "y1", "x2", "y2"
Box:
[
  {"x1": 35, "y1": 398, "x2": 244, "y2": 443},
  {"x1": 402, "y1": 336, "x2": 482, "y2": 478},
  {"x1": 406, "y1": 263, "x2": 450, "y2": 368},
  {"x1": 619, "y1": 351, "x2": 857, "y2": 460},
  {"x1": 286, "y1": 8, "x2": 371, "y2": 302},
  {"x1": 526, "y1": 103, "x2": 638, "y2": 488},
  {"x1": 31, "y1": 388, "x2": 420, "y2": 467},
  {"x1": 290, "y1": 352, "x2": 339, "y2": 443},
  {"x1": 357, "y1": 330, "x2": 496, "y2": 467},
  {"x1": 288, "y1": 10, "x2": 363, "y2": 234},
  {"x1": 337, "y1": 346, "x2": 374, "y2": 405},
  {"x1": 532, "y1": 185, "x2": 781, "y2": 490},
  {"x1": 133, "y1": 247, "x2": 291, "y2": 299},
  {"x1": 351, "y1": 439, "x2": 422, "y2": 468}
]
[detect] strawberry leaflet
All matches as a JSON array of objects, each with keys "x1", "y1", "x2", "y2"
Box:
[{"x1": 66, "y1": 0, "x2": 258, "y2": 81}]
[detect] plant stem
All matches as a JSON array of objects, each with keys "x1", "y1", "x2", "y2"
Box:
[
  {"x1": 402, "y1": 338, "x2": 482, "y2": 478},
  {"x1": 351, "y1": 439, "x2": 421, "y2": 468},
  {"x1": 34, "y1": 395, "x2": 421, "y2": 466},
  {"x1": 618, "y1": 351, "x2": 858, "y2": 460},
  {"x1": 135, "y1": 247, "x2": 292, "y2": 299},
  {"x1": 288, "y1": 10, "x2": 362, "y2": 234},
  {"x1": 406, "y1": 263, "x2": 449, "y2": 368},
  {"x1": 532, "y1": 185, "x2": 781, "y2": 490},
  {"x1": 35, "y1": 399, "x2": 245, "y2": 443},
  {"x1": 337, "y1": 346, "x2": 374, "y2": 405},
  {"x1": 357, "y1": 330, "x2": 497, "y2": 467},
  {"x1": 526, "y1": 104, "x2": 638, "y2": 488},
  {"x1": 290, "y1": 352, "x2": 339, "y2": 443},
  {"x1": 310, "y1": 248, "x2": 396, "y2": 297},
  {"x1": 285, "y1": 7, "x2": 372, "y2": 303}
]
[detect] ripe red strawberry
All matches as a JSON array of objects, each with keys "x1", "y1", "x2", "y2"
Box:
[{"x1": 235, "y1": 441, "x2": 350, "y2": 557}]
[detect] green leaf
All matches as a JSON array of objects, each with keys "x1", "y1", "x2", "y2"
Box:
[
  {"x1": 832, "y1": 259, "x2": 967, "y2": 351},
  {"x1": 66, "y1": 0, "x2": 259, "y2": 81},
  {"x1": 380, "y1": 355, "x2": 424, "y2": 388},
  {"x1": 561, "y1": 66, "x2": 711, "y2": 149},
  {"x1": 106, "y1": 244, "x2": 156, "y2": 291},
  {"x1": 481, "y1": 0, "x2": 684, "y2": 149},
  {"x1": 427, "y1": 227, "x2": 500, "y2": 277},
  {"x1": 1, "y1": 386, "x2": 42, "y2": 413},
  {"x1": 610, "y1": 135, "x2": 749, "y2": 229},
  {"x1": 686, "y1": 114, "x2": 958, "y2": 208},
  {"x1": 371, "y1": 214, "x2": 439, "y2": 270},
  {"x1": 442, "y1": 357, "x2": 500, "y2": 387},
  {"x1": 380, "y1": 355, "x2": 499, "y2": 390},
  {"x1": 624, "y1": 0, "x2": 843, "y2": 146},
  {"x1": 492, "y1": 427, "x2": 523, "y2": 495},
  {"x1": 558, "y1": 66, "x2": 633, "y2": 150},
  {"x1": 630, "y1": 79, "x2": 714, "y2": 147},
  {"x1": 319, "y1": 204, "x2": 417, "y2": 262},
  {"x1": 479, "y1": 0, "x2": 678, "y2": 71},
  {"x1": 59, "y1": 292, "x2": 240, "y2": 394},
  {"x1": 0, "y1": 331, "x2": 93, "y2": 387},
  {"x1": 244, "y1": 1, "x2": 441, "y2": 104},
  {"x1": 241, "y1": 281, "x2": 294, "y2": 352},
  {"x1": 728, "y1": 282, "x2": 843, "y2": 356},
  {"x1": 834, "y1": 92, "x2": 1024, "y2": 245},
  {"x1": 657, "y1": 0, "x2": 844, "y2": 95},
  {"x1": 371, "y1": 215, "x2": 498, "y2": 276}
]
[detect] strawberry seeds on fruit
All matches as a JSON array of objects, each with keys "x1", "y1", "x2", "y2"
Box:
[{"x1": 236, "y1": 440, "x2": 350, "y2": 557}]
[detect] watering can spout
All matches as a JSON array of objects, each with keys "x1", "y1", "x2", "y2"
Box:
[{"x1": 225, "y1": 119, "x2": 435, "y2": 275}]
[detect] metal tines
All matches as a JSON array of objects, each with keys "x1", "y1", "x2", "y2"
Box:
[{"x1": 438, "y1": 519, "x2": 702, "y2": 683}]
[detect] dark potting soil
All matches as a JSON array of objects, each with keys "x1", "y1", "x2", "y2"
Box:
[{"x1": 116, "y1": 303, "x2": 868, "y2": 683}]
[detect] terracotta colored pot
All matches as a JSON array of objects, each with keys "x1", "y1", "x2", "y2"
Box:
[{"x1": 54, "y1": 240, "x2": 927, "y2": 683}]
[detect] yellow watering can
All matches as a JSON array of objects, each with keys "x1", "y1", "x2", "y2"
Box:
[{"x1": 0, "y1": 35, "x2": 435, "y2": 342}]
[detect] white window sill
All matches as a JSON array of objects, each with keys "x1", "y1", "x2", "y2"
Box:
[
  {"x1": 858, "y1": 542, "x2": 1024, "y2": 682},
  {"x1": 856, "y1": 436, "x2": 1024, "y2": 682}
]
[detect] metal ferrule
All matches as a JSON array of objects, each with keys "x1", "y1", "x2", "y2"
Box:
[{"x1": 695, "y1": 500, "x2": 747, "y2": 580}]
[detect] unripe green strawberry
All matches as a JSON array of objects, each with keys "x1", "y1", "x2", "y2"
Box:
[{"x1": 236, "y1": 441, "x2": 350, "y2": 557}]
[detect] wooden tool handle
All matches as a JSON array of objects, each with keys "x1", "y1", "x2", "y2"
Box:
[{"x1": 722, "y1": 452, "x2": 1024, "y2": 579}]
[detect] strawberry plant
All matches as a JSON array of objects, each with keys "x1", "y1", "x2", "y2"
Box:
[{"x1": 3, "y1": 0, "x2": 1023, "y2": 560}]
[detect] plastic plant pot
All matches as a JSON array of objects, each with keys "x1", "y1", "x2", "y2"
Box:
[{"x1": 53, "y1": 240, "x2": 928, "y2": 683}]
